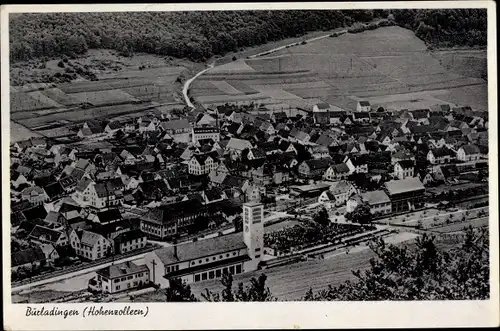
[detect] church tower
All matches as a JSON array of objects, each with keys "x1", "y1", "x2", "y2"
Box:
[{"x1": 242, "y1": 201, "x2": 264, "y2": 270}]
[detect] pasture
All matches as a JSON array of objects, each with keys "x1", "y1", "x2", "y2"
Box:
[
  {"x1": 10, "y1": 50, "x2": 194, "y2": 136},
  {"x1": 191, "y1": 26, "x2": 487, "y2": 112}
]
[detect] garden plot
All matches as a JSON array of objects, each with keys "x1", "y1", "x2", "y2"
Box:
[
  {"x1": 10, "y1": 92, "x2": 56, "y2": 112},
  {"x1": 58, "y1": 78, "x2": 151, "y2": 93},
  {"x1": 249, "y1": 85, "x2": 302, "y2": 100},
  {"x1": 228, "y1": 81, "x2": 259, "y2": 95},
  {"x1": 349, "y1": 90, "x2": 454, "y2": 110},
  {"x1": 69, "y1": 89, "x2": 139, "y2": 106},
  {"x1": 208, "y1": 59, "x2": 255, "y2": 74},
  {"x1": 10, "y1": 121, "x2": 43, "y2": 143},
  {"x1": 360, "y1": 54, "x2": 446, "y2": 79},
  {"x1": 210, "y1": 81, "x2": 245, "y2": 96},
  {"x1": 284, "y1": 87, "x2": 340, "y2": 100},
  {"x1": 122, "y1": 85, "x2": 178, "y2": 103},
  {"x1": 195, "y1": 92, "x2": 271, "y2": 105},
  {"x1": 18, "y1": 102, "x2": 156, "y2": 128},
  {"x1": 27, "y1": 91, "x2": 64, "y2": 108},
  {"x1": 99, "y1": 66, "x2": 185, "y2": 79},
  {"x1": 434, "y1": 84, "x2": 488, "y2": 111},
  {"x1": 41, "y1": 88, "x2": 81, "y2": 106}
]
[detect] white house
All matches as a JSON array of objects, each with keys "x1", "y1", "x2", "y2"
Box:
[
  {"x1": 394, "y1": 160, "x2": 415, "y2": 180},
  {"x1": 427, "y1": 147, "x2": 455, "y2": 164},
  {"x1": 188, "y1": 153, "x2": 219, "y2": 175},
  {"x1": 69, "y1": 229, "x2": 112, "y2": 261},
  {"x1": 457, "y1": 144, "x2": 481, "y2": 162},
  {"x1": 323, "y1": 163, "x2": 350, "y2": 181},
  {"x1": 89, "y1": 261, "x2": 150, "y2": 294},
  {"x1": 357, "y1": 101, "x2": 371, "y2": 112}
]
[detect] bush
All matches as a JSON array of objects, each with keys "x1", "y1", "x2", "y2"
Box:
[
  {"x1": 232, "y1": 56, "x2": 237, "y2": 61},
  {"x1": 57, "y1": 60, "x2": 65, "y2": 68}
]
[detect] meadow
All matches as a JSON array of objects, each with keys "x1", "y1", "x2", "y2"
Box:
[
  {"x1": 190, "y1": 26, "x2": 488, "y2": 112},
  {"x1": 10, "y1": 50, "x2": 191, "y2": 139}
]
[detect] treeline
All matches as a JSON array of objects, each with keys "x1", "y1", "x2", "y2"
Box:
[
  {"x1": 10, "y1": 9, "x2": 486, "y2": 63},
  {"x1": 391, "y1": 9, "x2": 487, "y2": 47}
]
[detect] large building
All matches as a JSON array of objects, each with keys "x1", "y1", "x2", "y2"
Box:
[
  {"x1": 384, "y1": 178, "x2": 425, "y2": 213},
  {"x1": 88, "y1": 261, "x2": 150, "y2": 294},
  {"x1": 144, "y1": 202, "x2": 264, "y2": 287},
  {"x1": 192, "y1": 127, "x2": 220, "y2": 144}
]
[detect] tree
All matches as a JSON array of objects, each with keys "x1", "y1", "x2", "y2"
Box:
[
  {"x1": 202, "y1": 272, "x2": 275, "y2": 302},
  {"x1": 345, "y1": 202, "x2": 372, "y2": 225},
  {"x1": 303, "y1": 227, "x2": 489, "y2": 300},
  {"x1": 233, "y1": 216, "x2": 243, "y2": 232},
  {"x1": 314, "y1": 207, "x2": 330, "y2": 227},
  {"x1": 164, "y1": 278, "x2": 198, "y2": 302}
]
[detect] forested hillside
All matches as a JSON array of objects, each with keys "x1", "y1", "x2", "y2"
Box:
[{"x1": 10, "y1": 9, "x2": 487, "y2": 63}]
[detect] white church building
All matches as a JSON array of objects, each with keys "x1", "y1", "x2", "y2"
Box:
[{"x1": 144, "y1": 202, "x2": 264, "y2": 287}]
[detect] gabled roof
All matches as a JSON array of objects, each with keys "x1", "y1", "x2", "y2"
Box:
[
  {"x1": 96, "y1": 208, "x2": 122, "y2": 223},
  {"x1": 43, "y1": 182, "x2": 64, "y2": 199},
  {"x1": 154, "y1": 232, "x2": 246, "y2": 265},
  {"x1": 396, "y1": 160, "x2": 415, "y2": 170},
  {"x1": 96, "y1": 261, "x2": 149, "y2": 279},
  {"x1": 330, "y1": 163, "x2": 350, "y2": 174},
  {"x1": 460, "y1": 144, "x2": 480, "y2": 155},
  {"x1": 226, "y1": 138, "x2": 252, "y2": 151},
  {"x1": 304, "y1": 158, "x2": 331, "y2": 170},
  {"x1": 430, "y1": 147, "x2": 455, "y2": 158},
  {"x1": 384, "y1": 178, "x2": 425, "y2": 195},
  {"x1": 160, "y1": 119, "x2": 190, "y2": 131},
  {"x1": 359, "y1": 101, "x2": 370, "y2": 106},
  {"x1": 29, "y1": 225, "x2": 64, "y2": 243},
  {"x1": 361, "y1": 190, "x2": 390, "y2": 205}
]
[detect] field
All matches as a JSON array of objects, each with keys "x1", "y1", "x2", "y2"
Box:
[
  {"x1": 9, "y1": 49, "x2": 196, "y2": 139},
  {"x1": 191, "y1": 26, "x2": 487, "y2": 112}
]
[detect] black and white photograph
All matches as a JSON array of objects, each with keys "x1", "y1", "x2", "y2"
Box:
[{"x1": 2, "y1": 2, "x2": 498, "y2": 329}]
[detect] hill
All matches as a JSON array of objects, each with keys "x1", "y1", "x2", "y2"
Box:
[{"x1": 10, "y1": 9, "x2": 486, "y2": 63}]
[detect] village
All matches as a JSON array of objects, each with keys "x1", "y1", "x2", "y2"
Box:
[{"x1": 10, "y1": 98, "x2": 489, "y2": 302}]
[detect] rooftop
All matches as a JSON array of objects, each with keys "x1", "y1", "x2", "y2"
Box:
[
  {"x1": 154, "y1": 232, "x2": 247, "y2": 265},
  {"x1": 384, "y1": 178, "x2": 425, "y2": 195}
]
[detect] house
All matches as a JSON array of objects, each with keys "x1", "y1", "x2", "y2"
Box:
[
  {"x1": 39, "y1": 243, "x2": 60, "y2": 265},
  {"x1": 247, "y1": 148, "x2": 266, "y2": 160},
  {"x1": 318, "y1": 180, "x2": 357, "y2": 207},
  {"x1": 352, "y1": 112, "x2": 370, "y2": 123},
  {"x1": 391, "y1": 150, "x2": 415, "y2": 165},
  {"x1": 312, "y1": 103, "x2": 331, "y2": 124},
  {"x1": 92, "y1": 208, "x2": 123, "y2": 225},
  {"x1": 28, "y1": 225, "x2": 69, "y2": 247},
  {"x1": 427, "y1": 147, "x2": 455, "y2": 164},
  {"x1": 226, "y1": 138, "x2": 253, "y2": 159},
  {"x1": 21, "y1": 186, "x2": 48, "y2": 205},
  {"x1": 346, "y1": 190, "x2": 392, "y2": 216},
  {"x1": 323, "y1": 163, "x2": 350, "y2": 181},
  {"x1": 457, "y1": 144, "x2": 481, "y2": 162},
  {"x1": 196, "y1": 113, "x2": 217, "y2": 127},
  {"x1": 259, "y1": 121, "x2": 275, "y2": 135},
  {"x1": 11, "y1": 247, "x2": 46, "y2": 272},
  {"x1": 104, "y1": 121, "x2": 123, "y2": 135},
  {"x1": 88, "y1": 261, "x2": 150, "y2": 294},
  {"x1": 394, "y1": 160, "x2": 415, "y2": 180},
  {"x1": 140, "y1": 199, "x2": 211, "y2": 239},
  {"x1": 160, "y1": 119, "x2": 191, "y2": 135},
  {"x1": 144, "y1": 202, "x2": 263, "y2": 287},
  {"x1": 357, "y1": 101, "x2": 371, "y2": 112},
  {"x1": 298, "y1": 159, "x2": 331, "y2": 179},
  {"x1": 188, "y1": 152, "x2": 219, "y2": 176},
  {"x1": 384, "y1": 178, "x2": 425, "y2": 213},
  {"x1": 345, "y1": 155, "x2": 368, "y2": 174},
  {"x1": 113, "y1": 229, "x2": 148, "y2": 254},
  {"x1": 11, "y1": 170, "x2": 29, "y2": 189},
  {"x1": 77, "y1": 120, "x2": 106, "y2": 139},
  {"x1": 289, "y1": 128, "x2": 311, "y2": 143},
  {"x1": 69, "y1": 229, "x2": 112, "y2": 260},
  {"x1": 191, "y1": 126, "x2": 220, "y2": 145}
]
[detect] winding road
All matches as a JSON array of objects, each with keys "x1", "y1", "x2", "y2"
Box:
[
  {"x1": 181, "y1": 30, "x2": 338, "y2": 109},
  {"x1": 182, "y1": 62, "x2": 215, "y2": 108}
]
